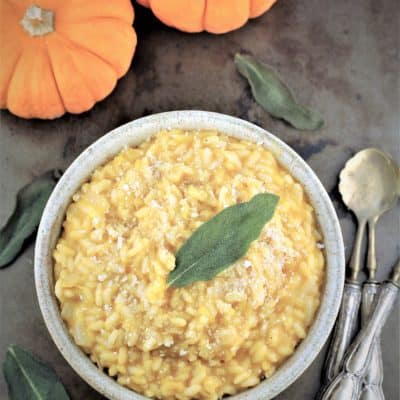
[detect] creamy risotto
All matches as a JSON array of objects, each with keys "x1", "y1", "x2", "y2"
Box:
[{"x1": 54, "y1": 130, "x2": 324, "y2": 400}]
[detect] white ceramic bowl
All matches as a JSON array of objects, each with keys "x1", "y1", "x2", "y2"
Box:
[{"x1": 35, "y1": 111, "x2": 345, "y2": 400}]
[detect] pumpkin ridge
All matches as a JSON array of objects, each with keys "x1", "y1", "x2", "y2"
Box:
[
  {"x1": 48, "y1": 32, "x2": 120, "y2": 111},
  {"x1": 67, "y1": 47, "x2": 118, "y2": 103},
  {"x1": 7, "y1": 41, "x2": 65, "y2": 118},
  {"x1": 53, "y1": 30, "x2": 117, "y2": 75},
  {"x1": 43, "y1": 38, "x2": 67, "y2": 113},
  {"x1": 2, "y1": 50, "x2": 22, "y2": 109},
  {"x1": 201, "y1": 1, "x2": 207, "y2": 29},
  {"x1": 52, "y1": 33, "x2": 114, "y2": 104},
  {"x1": 204, "y1": 0, "x2": 250, "y2": 33}
]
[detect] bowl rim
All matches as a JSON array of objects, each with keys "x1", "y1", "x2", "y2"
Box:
[{"x1": 34, "y1": 110, "x2": 345, "y2": 400}]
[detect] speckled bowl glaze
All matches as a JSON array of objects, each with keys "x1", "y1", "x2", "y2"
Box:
[{"x1": 35, "y1": 111, "x2": 345, "y2": 400}]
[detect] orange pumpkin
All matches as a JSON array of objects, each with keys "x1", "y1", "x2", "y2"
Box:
[
  {"x1": 137, "y1": 0, "x2": 277, "y2": 33},
  {"x1": 0, "y1": 0, "x2": 137, "y2": 119}
]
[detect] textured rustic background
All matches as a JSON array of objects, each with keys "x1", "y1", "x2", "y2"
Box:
[{"x1": 0, "y1": 0, "x2": 399, "y2": 399}]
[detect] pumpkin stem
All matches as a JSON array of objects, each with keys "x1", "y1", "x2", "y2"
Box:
[{"x1": 21, "y1": 5, "x2": 54, "y2": 37}]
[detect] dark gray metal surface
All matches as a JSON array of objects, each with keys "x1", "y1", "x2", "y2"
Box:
[{"x1": 0, "y1": 0, "x2": 399, "y2": 399}]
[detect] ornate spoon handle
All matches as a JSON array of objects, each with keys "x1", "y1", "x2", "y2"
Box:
[
  {"x1": 321, "y1": 218, "x2": 366, "y2": 388},
  {"x1": 321, "y1": 280, "x2": 399, "y2": 400},
  {"x1": 359, "y1": 282, "x2": 384, "y2": 400},
  {"x1": 322, "y1": 282, "x2": 361, "y2": 384}
]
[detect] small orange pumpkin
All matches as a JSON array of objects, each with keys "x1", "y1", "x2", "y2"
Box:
[
  {"x1": 0, "y1": 0, "x2": 137, "y2": 119},
  {"x1": 137, "y1": 0, "x2": 277, "y2": 34}
]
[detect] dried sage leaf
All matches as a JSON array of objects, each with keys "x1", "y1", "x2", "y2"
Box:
[
  {"x1": 3, "y1": 345, "x2": 70, "y2": 400},
  {"x1": 235, "y1": 53, "x2": 324, "y2": 130},
  {"x1": 168, "y1": 193, "x2": 279, "y2": 288},
  {"x1": 0, "y1": 170, "x2": 60, "y2": 268}
]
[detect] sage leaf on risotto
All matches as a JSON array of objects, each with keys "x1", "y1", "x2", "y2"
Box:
[
  {"x1": 168, "y1": 193, "x2": 279, "y2": 287},
  {"x1": 0, "y1": 170, "x2": 60, "y2": 268},
  {"x1": 235, "y1": 53, "x2": 324, "y2": 130},
  {"x1": 3, "y1": 345, "x2": 70, "y2": 400}
]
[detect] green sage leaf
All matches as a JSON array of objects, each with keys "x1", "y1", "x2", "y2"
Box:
[
  {"x1": 168, "y1": 193, "x2": 279, "y2": 288},
  {"x1": 0, "y1": 170, "x2": 60, "y2": 268},
  {"x1": 3, "y1": 345, "x2": 70, "y2": 400},
  {"x1": 235, "y1": 53, "x2": 324, "y2": 130}
]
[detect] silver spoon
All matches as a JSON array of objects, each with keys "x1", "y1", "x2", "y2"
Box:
[
  {"x1": 354, "y1": 151, "x2": 399, "y2": 400},
  {"x1": 322, "y1": 148, "x2": 399, "y2": 388},
  {"x1": 341, "y1": 149, "x2": 399, "y2": 281}
]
